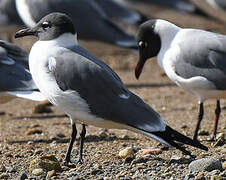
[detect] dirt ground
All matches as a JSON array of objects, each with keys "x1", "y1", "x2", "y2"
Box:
[{"x1": 0, "y1": 2, "x2": 226, "y2": 180}]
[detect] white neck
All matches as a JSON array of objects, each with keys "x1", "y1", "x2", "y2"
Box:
[
  {"x1": 155, "y1": 20, "x2": 181, "y2": 68},
  {"x1": 40, "y1": 33, "x2": 78, "y2": 48}
]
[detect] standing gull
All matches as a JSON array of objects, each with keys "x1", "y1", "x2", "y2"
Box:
[
  {"x1": 0, "y1": 40, "x2": 46, "y2": 103},
  {"x1": 15, "y1": 13, "x2": 207, "y2": 165},
  {"x1": 15, "y1": 0, "x2": 138, "y2": 50},
  {"x1": 135, "y1": 19, "x2": 226, "y2": 141}
]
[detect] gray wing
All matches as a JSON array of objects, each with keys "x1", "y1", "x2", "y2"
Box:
[
  {"x1": 25, "y1": 0, "x2": 137, "y2": 49},
  {"x1": 51, "y1": 47, "x2": 165, "y2": 132},
  {"x1": 175, "y1": 30, "x2": 226, "y2": 90},
  {"x1": 93, "y1": 0, "x2": 145, "y2": 25},
  {"x1": 0, "y1": 41, "x2": 37, "y2": 92}
]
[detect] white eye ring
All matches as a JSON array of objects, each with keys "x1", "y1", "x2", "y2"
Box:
[
  {"x1": 42, "y1": 21, "x2": 51, "y2": 30},
  {"x1": 138, "y1": 41, "x2": 148, "y2": 48}
]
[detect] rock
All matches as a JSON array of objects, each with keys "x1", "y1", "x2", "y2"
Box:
[
  {"x1": 5, "y1": 166, "x2": 15, "y2": 173},
  {"x1": 29, "y1": 155, "x2": 62, "y2": 172},
  {"x1": 138, "y1": 148, "x2": 162, "y2": 155},
  {"x1": 0, "y1": 165, "x2": 6, "y2": 172},
  {"x1": 223, "y1": 162, "x2": 226, "y2": 170},
  {"x1": 118, "y1": 147, "x2": 135, "y2": 159},
  {"x1": 170, "y1": 155, "x2": 192, "y2": 164},
  {"x1": 33, "y1": 103, "x2": 53, "y2": 114},
  {"x1": 198, "y1": 130, "x2": 209, "y2": 136},
  {"x1": 17, "y1": 172, "x2": 28, "y2": 180},
  {"x1": 0, "y1": 173, "x2": 9, "y2": 179},
  {"x1": 189, "y1": 158, "x2": 223, "y2": 172},
  {"x1": 50, "y1": 133, "x2": 66, "y2": 140},
  {"x1": 194, "y1": 172, "x2": 206, "y2": 180},
  {"x1": 32, "y1": 168, "x2": 44, "y2": 176},
  {"x1": 214, "y1": 133, "x2": 225, "y2": 147},
  {"x1": 210, "y1": 175, "x2": 223, "y2": 180},
  {"x1": 208, "y1": 170, "x2": 221, "y2": 176},
  {"x1": 46, "y1": 170, "x2": 56, "y2": 179},
  {"x1": 25, "y1": 129, "x2": 43, "y2": 135}
]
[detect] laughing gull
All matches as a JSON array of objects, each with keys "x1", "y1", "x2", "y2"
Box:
[
  {"x1": 0, "y1": 40, "x2": 46, "y2": 103},
  {"x1": 93, "y1": 0, "x2": 148, "y2": 26},
  {"x1": 15, "y1": 13, "x2": 207, "y2": 164},
  {"x1": 15, "y1": 0, "x2": 138, "y2": 50},
  {"x1": 135, "y1": 19, "x2": 226, "y2": 141}
]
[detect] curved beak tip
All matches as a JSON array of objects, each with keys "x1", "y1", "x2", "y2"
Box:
[{"x1": 14, "y1": 28, "x2": 35, "y2": 39}]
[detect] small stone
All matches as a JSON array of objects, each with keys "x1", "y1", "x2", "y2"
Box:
[
  {"x1": 118, "y1": 147, "x2": 135, "y2": 159},
  {"x1": 208, "y1": 170, "x2": 221, "y2": 176},
  {"x1": 34, "y1": 149, "x2": 43, "y2": 155},
  {"x1": 0, "y1": 173, "x2": 9, "y2": 179},
  {"x1": 5, "y1": 166, "x2": 16, "y2": 173},
  {"x1": 214, "y1": 133, "x2": 225, "y2": 147},
  {"x1": 0, "y1": 165, "x2": 6, "y2": 172},
  {"x1": 17, "y1": 172, "x2": 28, "y2": 180},
  {"x1": 32, "y1": 168, "x2": 44, "y2": 176},
  {"x1": 194, "y1": 172, "x2": 206, "y2": 180},
  {"x1": 33, "y1": 103, "x2": 53, "y2": 114},
  {"x1": 210, "y1": 175, "x2": 223, "y2": 180},
  {"x1": 189, "y1": 158, "x2": 223, "y2": 172},
  {"x1": 199, "y1": 130, "x2": 209, "y2": 136},
  {"x1": 223, "y1": 162, "x2": 226, "y2": 170},
  {"x1": 25, "y1": 129, "x2": 43, "y2": 135},
  {"x1": 99, "y1": 130, "x2": 108, "y2": 138},
  {"x1": 170, "y1": 155, "x2": 192, "y2": 164},
  {"x1": 138, "y1": 148, "x2": 162, "y2": 155},
  {"x1": 29, "y1": 155, "x2": 62, "y2": 172},
  {"x1": 46, "y1": 170, "x2": 56, "y2": 179}
]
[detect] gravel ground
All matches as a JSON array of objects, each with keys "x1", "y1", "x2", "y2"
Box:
[{"x1": 0, "y1": 3, "x2": 226, "y2": 180}]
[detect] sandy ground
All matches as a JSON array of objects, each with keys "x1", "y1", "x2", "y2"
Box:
[{"x1": 0, "y1": 3, "x2": 226, "y2": 180}]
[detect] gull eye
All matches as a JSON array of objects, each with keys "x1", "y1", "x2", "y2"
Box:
[
  {"x1": 138, "y1": 41, "x2": 148, "y2": 49},
  {"x1": 42, "y1": 21, "x2": 51, "y2": 30}
]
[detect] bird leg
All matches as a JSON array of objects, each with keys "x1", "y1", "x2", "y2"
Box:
[
  {"x1": 193, "y1": 103, "x2": 204, "y2": 141},
  {"x1": 64, "y1": 122, "x2": 77, "y2": 165},
  {"x1": 209, "y1": 100, "x2": 221, "y2": 141},
  {"x1": 78, "y1": 124, "x2": 86, "y2": 163}
]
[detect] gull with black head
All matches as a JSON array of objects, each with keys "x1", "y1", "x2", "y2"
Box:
[
  {"x1": 15, "y1": 13, "x2": 207, "y2": 165},
  {"x1": 136, "y1": 19, "x2": 226, "y2": 141}
]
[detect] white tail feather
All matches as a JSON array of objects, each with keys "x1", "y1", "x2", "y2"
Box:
[{"x1": 7, "y1": 91, "x2": 46, "y2": 101}]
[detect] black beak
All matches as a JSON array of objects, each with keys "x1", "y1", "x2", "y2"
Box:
[
  {"x1": 15, "y1": 28, "x2": 37, "y2": 38},
  {"x1": 135, "y1": 56, "x2": 146, "y2": 79}
]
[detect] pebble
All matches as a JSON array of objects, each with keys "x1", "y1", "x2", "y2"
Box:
[
  {"x1": 5, "y1": 166, "x2": 16, "y2": 173},
  {"x1": 214, "y1": 133, "x2": 225, "y2": 147},
  {"x1": 25, "y1": 129, "x2": 43, "y2": 135},
  {"x1": 0, "y1": 173, "x2": 9, "y2": 179},
  {"x1": 17, "y1": 172, "x2": 28, "y2": 180},
  {"x1": 33, "y1": 103, "x2": 53, "y2": 114},
  {"x1": 32, "y1": 168, "x2": 44, "y2": 176},
  {"x1": 29, "y1": 154, "x2": 62, "y2": 172},
  {"x1": 138, "y1": 148, "x2": 162, "y2": 155},
  {"x1": 118, "y1": 147, "x2": 135, "y2": 159},
  {"x1": 208, "y1": 170, "x2": 221, "y2": 176},
  {"x1": 0, "y1": 165, "x2": 6, "y2": 172},
  {"x1": 170, "y1": 155, "x2": 192, "y2": 164},
  {"x1": 46, "y1": 170, "x2": 56, "y2": 179},
  {"x1": 189, "y1": 158, "x2": 223, "y2": 172},
  {"x1": 198, "y1": 130, "x2": 209, "y2": 136},
  {"x1": 194, "y1": 172, "x2": 206, "y2": 180},
  {"x1": 223, "y1": 162, "x2": 226, "y2": 170}
]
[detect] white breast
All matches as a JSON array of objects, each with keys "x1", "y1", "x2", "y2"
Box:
[{"x1": 15, "y1": 0, "x2": 36, "y2": 27}]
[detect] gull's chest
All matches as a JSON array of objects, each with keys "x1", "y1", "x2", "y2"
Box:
[{"x1": 29, "y1": 43, "x2": 61, "y2": 103}]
